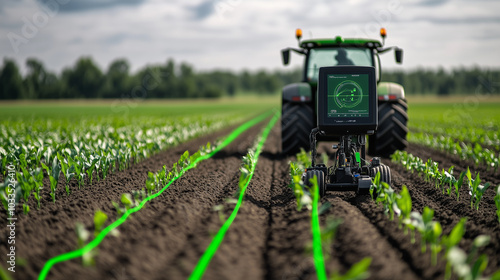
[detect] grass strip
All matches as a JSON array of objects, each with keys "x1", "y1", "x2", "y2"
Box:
[
  {"x1": 188, "y1": 110, "x2": 280, "y2": 280},
  {"x1": 37, "y1": 110, "x2": 274, "y2": 280},
  {"x1": 311, "y1": 182, "x2": 328, "y2": 280}
]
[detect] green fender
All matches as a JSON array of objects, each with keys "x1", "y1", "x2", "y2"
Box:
[
  {"x1": 377, "y1": 82, "x2": 405, "y2": 100},
  {"x1": 282, "y1": 83, "x2": 312, "y2": 103}
]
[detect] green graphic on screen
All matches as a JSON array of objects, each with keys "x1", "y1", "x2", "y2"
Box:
[{"x1": 327, "y1": 74, "x2": 369, "y2": 118}]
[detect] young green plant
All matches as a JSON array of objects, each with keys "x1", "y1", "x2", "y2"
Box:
[
  {"x1": 466, "y1": 168, "x2": 491, "y2": 210},
  {"x1": 495, "y1": 185, "x2": 500, "y2": 224},
  {"x1": 441, "y1": 218, "x2": 467, "y2": 280},
  {"x1": 41, "y1": 157, "x2": 61, "y2": 202}
]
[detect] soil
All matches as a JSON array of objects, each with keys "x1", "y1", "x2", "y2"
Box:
[{"x1": 1, "y1": 120, "x2": 499, "y2": 280}]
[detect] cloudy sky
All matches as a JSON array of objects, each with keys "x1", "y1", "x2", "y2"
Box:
[{"x1": 1, "y1": 0, "x2": 499, "y2": 74}]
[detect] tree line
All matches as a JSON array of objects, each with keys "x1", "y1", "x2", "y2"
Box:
[
  {"x1": 0, "y1": 57, "x2": 302, "y2": 100},
  {"x1": 382, "y1": 67, "x2": 500, "y2": 96},
  {"x1": 0, "y1": 57, "x2": 498, "y2": 99}
]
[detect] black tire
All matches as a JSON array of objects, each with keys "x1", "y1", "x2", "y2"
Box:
[
  {"x1": 281, "y1": 102, "x2": 314, "y2": 155},
  {"x1": 304, "y1": 169, "x2": 326, "y2": 197},
  {"x1": 368, "y1": 99, "x2": 409, "y2": 157},
  {"x1": 370, "y1": 164, "x2": 391, "y2": 186}
]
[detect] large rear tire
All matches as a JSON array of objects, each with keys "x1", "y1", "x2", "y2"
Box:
[
  {"x1": 368, "y1": 99, "x2": 408, "y2": 157},
  {"x1": 281, "y1": 102, "x2": 314, "y2": 155}
]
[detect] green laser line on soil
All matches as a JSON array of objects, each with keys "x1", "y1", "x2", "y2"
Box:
[
  {"x1": 311, "y1": 181, "x2": 328, "y2": 280},
  {"x1": 37, "y1": 111, "x2": 274, "y2": 280},
  {"x1": 188, "y1": 111, "x2": 280, "y2": 280}
]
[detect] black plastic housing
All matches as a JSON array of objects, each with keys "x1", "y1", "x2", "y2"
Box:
[{"x1": 317, "y1": 66, "x2": 378, "y2": 136}]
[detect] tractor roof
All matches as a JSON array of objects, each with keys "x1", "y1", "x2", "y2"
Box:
[{"x1": 299, "y1": 36, "x2": 382, "y2": 49}]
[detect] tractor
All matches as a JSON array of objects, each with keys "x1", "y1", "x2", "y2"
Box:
[
  {"x1": 280, "y1": 28, "x2": 407, "y2": 195},
  {"x1": 281, "y1": 28, "x2": 408, "y2": 157}
]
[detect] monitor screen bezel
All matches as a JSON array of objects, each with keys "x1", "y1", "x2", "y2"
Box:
[{"x1": 317, "y1": 66, "x2": 378, "y2": 135}]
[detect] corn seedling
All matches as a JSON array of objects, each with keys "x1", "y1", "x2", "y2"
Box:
[
  {"x1": 442, "y1": 166, "x2": 455, "y2": 195},
  {"x1": 84, "y1": 155, "x2": 99, "y2": 186},
  {"x1": 239, "y1": 149, "x2": 256, "y2": 189},
  {"x1": 120, "y1": 193, "x2": 135, "y2": 209},
  {"x1": 417, "y1": 207, "x2": 443, "y2": 266},
  {"x1": 329, "y1": 258, "x2": 372, "y2": 280},
  {"x1": 57, "y1": 153, "x2": 75, "y2": 195},
  {"x1": 296, "y1": 148, "x2": 312, "y2": 169},
  {"x1": 320, "y1": 216, "x2": 343, "y2": 260},
  {"x1": 111, "y1": 193, "x2": 138, "y2": 216},
  {"x1": 441, "y1": 218, "x2": 467, "y2": 280},
  {"x1": 466, "y1": 168, "x2": 491, "y2": 210},
  {"x1": 446, "y1": 235, "x2": 491, "y2": 280},
  {"x1": 93, "y1": 210, "x2": 108, "y2": 237},
  {"x1": 145, "y1": 172, "x2": 157, "y2": 195},
  {"x1": 31, "y1": 168, "x2": 43, "y2": 208},
  {"x1": 41, "y1": 157, "x2": 61, "y2": 202},
  {"x1": 289, "y1": 159, "x2": 312, "y2": 211},
  {"x1": 454, "y1": 171, "x2": 466, "y2": 201},
  {"x1": 16, "y1": 167, "x2": 33, "y2": 214},
  {"x1": 68, "y1": 156, "x2": 84, "y2": 189},
  {"x1": 75, "y1": 223, "x2": 96, "y2": 266},
  {"x1": 395, "y1": 185, "x2": 412, "y2": 230},
  {"x1": 369, "y1": 171, "x2": 380, "y2": 201},
  {"x1": 371, "y1": 176, "x2": 398, "y2": 220},
  {"x1": 428, "y1": 222, "x2": 443, "y2": 266},
  {"x1": 132, "y1": 188, "x2": 147, "y2": 203},
  {"x1": 101, "y1": 155, "x2": 112, "y2": 180},
  {"x1": 495, "y1": 185, "x2": 500, "y2": 224}
]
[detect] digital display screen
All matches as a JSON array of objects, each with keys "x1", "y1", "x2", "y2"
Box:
[{"x1": 326, "y1": 74, "x2": 369, "y2": 118}]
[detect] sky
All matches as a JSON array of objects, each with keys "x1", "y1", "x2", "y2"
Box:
[{"x1": 1, "y1": 0, "x2": 500, "y2": 74}]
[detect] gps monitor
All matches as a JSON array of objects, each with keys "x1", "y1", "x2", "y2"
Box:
[{"x1": 317, "y1": 66, "x2": 377, "y2": 135}]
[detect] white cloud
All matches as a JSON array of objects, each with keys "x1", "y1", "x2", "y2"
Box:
[{"x1": 1, "y1": 0, "x2": 499, "y2": 75}]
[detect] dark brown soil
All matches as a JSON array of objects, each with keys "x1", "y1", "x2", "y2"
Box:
[{"x1": 1, "y1": 121, "x2": 499, "y2": 280}]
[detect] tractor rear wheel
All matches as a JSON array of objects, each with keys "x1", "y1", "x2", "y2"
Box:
[
  {"x1": 368, "y1": 99, "x2": 408, "y2": 157},
  {"x1": 281, "y1": 102, "x2": 314, "y2": 155}
]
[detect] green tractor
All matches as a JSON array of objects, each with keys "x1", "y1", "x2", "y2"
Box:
[{"x1": 281, "y1": 28, "x2": 408, "y2": 156}]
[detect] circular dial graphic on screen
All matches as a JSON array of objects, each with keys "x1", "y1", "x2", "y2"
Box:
[{"x1": 334, "y1": 80, "x2": 363, "y2": 108}]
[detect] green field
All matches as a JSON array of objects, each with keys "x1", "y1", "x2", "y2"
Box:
[
  {"x1": 0, "y1": 96, "x2": 280, "y2": 120},
  {"x1": 407, "y1": 95, "x2": 500, "y2": 124},
  {"x1": 2, "y1": 95, "x2": 499, "y2": 126},
  {"x1": 0, "y1": 96, "x2": 279, "y2": 211}
]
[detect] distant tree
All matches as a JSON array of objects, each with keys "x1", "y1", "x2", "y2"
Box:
[
  {"x1": 0, "y1": 59, "x2": 24, "y2": 100},
  {"x1": 239, "y1": 70, "x2": 254, "y2": 92},
  {"x1": 254, "y1": 70, "x2": 280, "y2": 94},
  {"x1": 203, "y1": 84, "x2": 223, "y2": 98},
  {"x1": 178, "y1": 62, "x2": 196, "y2": 98},
  {"x1": 102, "y1": 58, "x2": 130, "y2": 98},
  {"x1": 159, "y1": 59, "x2": 177, "y2": 98},
  {"x1": 40, "y1": 72, "x2": 63, "y2": 99},
  {"x1": 274, "y1": 67, "x2": 302, "y2": 85},
  {"x1": 63, "y1": 57, "x2": 105, "y2": 98},
  {"x1": 23, "y1": 58, "x2": 47, "y2": 99}
]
